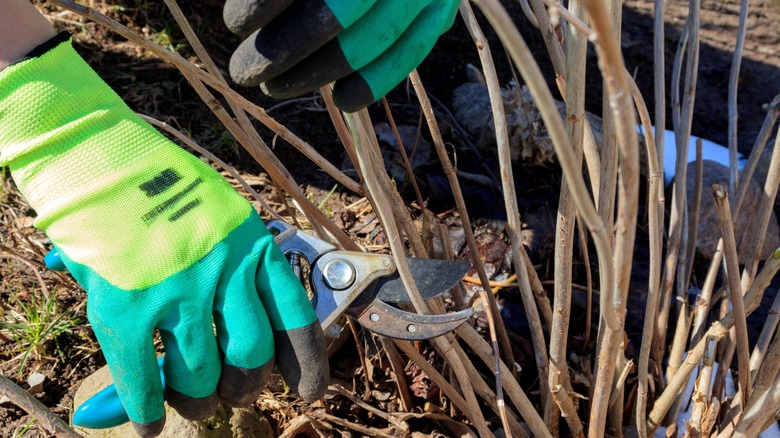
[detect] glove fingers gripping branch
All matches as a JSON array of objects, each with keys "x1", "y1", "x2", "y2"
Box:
[
  {"x1": 225, "y1": 0, "x2": 459, "y2": 112},
  {"x1": 0, "y1": 34, "x2": 326, "y2": 436}
]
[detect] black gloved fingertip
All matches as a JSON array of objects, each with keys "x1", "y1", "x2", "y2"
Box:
[
  {"x1": 223, "y1": 0, "x2": 295, "y2": 36},
  {"x1": 131, "y1": 417, "x2": 165, "y2": 438},
  {"x1": 274, "y1": 323, "x2": 329, "y2": 401},
  {"x1": 333, "y1": 74, "x2": 376, "y2": 113},
  {"x1": 166, "y1": 386, "x2": 219, "y2": 421},
  {"x1": 218, "y1": 359, "x2": 274, "y2": 407},
  {"x1": 229, "y1": 33, "x2": 272, "y2": 87}
]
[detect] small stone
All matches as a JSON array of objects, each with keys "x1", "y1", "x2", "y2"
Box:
[
  {"x1": 27, "y1": 372, "x2": 45, "y2": 395},
  {"x1": 73, "y1": 364, "x2": 271, "y2": 438}
]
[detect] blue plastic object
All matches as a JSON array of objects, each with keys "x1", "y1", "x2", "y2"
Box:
[
  {"x1": 44, "y1": 249, "x2": 66, "y2": 272},
  {"x1": 73, "y1": 357, "x2": 166, "y2": 428}
]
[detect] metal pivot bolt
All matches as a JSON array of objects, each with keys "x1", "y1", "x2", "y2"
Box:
[{"x1": 322, "y1": 258, "x2": 356, "y2": 290}]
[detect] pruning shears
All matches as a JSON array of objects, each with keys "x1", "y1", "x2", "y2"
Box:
[{"x1": 54, "y1": 220, "x2": 473, "y2": 429}]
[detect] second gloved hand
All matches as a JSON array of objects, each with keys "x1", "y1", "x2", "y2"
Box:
[
  {"x1": 223, "y1": 0, "x2": 460, "y2": 112},
  {"x1": 0, "y1": 33, "x2": 328, "y2": 437}
]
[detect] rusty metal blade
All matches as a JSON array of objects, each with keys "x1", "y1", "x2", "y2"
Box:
[
  {"x1": 374, "y1": 259, "x2": 470, "y2": 304},
  {"x1": 350, "y1": 299, "x2": 473, "y2": 340}
]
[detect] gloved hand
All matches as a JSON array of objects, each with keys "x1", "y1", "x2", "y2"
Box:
[
  {"x1": 223, "y1": 0, "x2": 460, "y2": 112},
  {"x1": 0, "y1": 33, "x2": 328, "y2": 437}
]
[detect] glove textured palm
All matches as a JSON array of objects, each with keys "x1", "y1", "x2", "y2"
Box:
[
  {"x1": 224, "y1": 0, "x2": 460, "y2": 111},
  {"x1": 0, "y1": 34, "x2": 328, "y2": 437}
]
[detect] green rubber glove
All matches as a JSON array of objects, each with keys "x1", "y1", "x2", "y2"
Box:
[
  {"x1": 0, "y1": 33, "x2": 328, "y2": 437},
  {"x1": 223, "y1": 0, "x2": 460, "y2": 112}
]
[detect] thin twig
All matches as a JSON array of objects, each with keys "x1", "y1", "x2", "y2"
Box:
[
  {"x1": 0, "y1": 253, "x2": 50, "y2": 299},
  {"x1": 393, "y1": 339, "x2": 515, "y2": 437},
  {"x1": 546, "y1": 0, "x2": 589, "y2": 431},
  {"x1": 319, "y1": 86, "x2": 364, "y2": 183},
  {"x1": 456, "y1": 325, "x2": 553, "y2": 438},
  {"x1": 408, "y1": 68, "x2": 512, "y2": 436},
  {"x1": 731, "y1": 371, "x2": 780, "y2": 437},
  {"x1": 578, "y1": 0, "x2": 640, "y2": 433},
  {"x1": 309, "y1": 410, "x2": 398, "y2": 438},
  {"x1": 663, "y1": 302, "x2": 695, "y2": 423},
  {"x1": 748, "y1": 290, "x2": 780, "y2": 381},
  {"x1": 727, "y1": 0, "x2": 750, "y2": 194},
  {"x1": 576, "y1": 212, "x2": 593, "y2": 349},
  {"x1": 687, "y1": 143, "x2": 704, "y2": 285},
  {"x1": 377, "y1": 337, "x2": 413, "y2": 412},
  {"x1": 330, "y1": 384, "x2": 406, "y2": 428},
  {"x1": 713, "y1": 184, "x2": 751, "y2": 405},
  {"x1": 740, "y1": 133, "x2": 780, "y2": 290},
  {"x1": 655, "y1": 14, "x2": 687, "y2": 370},
  {"x1": 473, "y1": 0, "x2": 615, "y2": 335},
  {"x1": 746, "y1": 320, "x2": 780, "y2": 414},
  {"x1": 632, "y1": 78, "x2": 664, "y2": 438},
  {"x1": 460, "y1": 4, "x2": 556, "y2": 434},
  {"x1": 381, "y1": 98, "x2": 426, "y2": 225},
  {"x1": 663, "y1": 140, "x2": 702, "y2": 424},
  {"x1": 732, "y1": 94, "x2": 780, "y2": 216},
  {"x1": 344, "y1": 110, "x2": 493, "y2": 437},
  {"x1": 0, "y1": 375, "x2": 80, "y2": 437}
]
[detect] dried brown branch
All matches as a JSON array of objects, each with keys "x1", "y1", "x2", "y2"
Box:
[
  {"x1": 577, "y1": 0, "x2": 640, "y2": 433},
  {"x1": 692, "y1": 97, "x2": 780, "y2": 348},
  {"x1": 473, "y1": 0, "x2": 615, "y2": 334},
  {"x1": 408, "y1": 68, "x2": 512, "y2": 436},
  {"x1": 740, "y1": 133, "x2": 780, "y2": 290},
  {"x1": 459, "y1": 4, "x2": 554, "y2": 434},
  {"x1": 344, "y1": 109, "x2": 493, "y2": 437},
  {"x1": 319, "y1": 85, "x2": 364, "y2": 183},
  {"x1": 687, "y1": 337, "x2": 717, "y2": 438},
  {"x1": 0, "y1": 375, "x2": 80, "y2": 437},
  {"x1": 456, "y1": 325, "x2": 552, "y2": 438},
  {"x1": 731, "y1": 371, "x2": 780, "y2": 437},
  {"x1": 746, "y1": 319, "x2": 780, "y2": 413},
  {"x1": 648, "y1": 249, "x2": 780, "y2": 431},
  {"x1": 713, "y1": 184, "x2": 751, "y2": 405},
  {"x1": 380, "y1": 98, "x2": 427, "y2": 225},
  {"x1": 727, "y1": 0, "x2": 750, "y2": 193},
  {"x1": 749, "y1": 290, "x2": 780, "y2": 381},
  {"x1": 654, "y1": 9, "x2": 696, "y2": 373},
  {"x1": 547, "y1": 0, "x2": 588, "y2": 431}
]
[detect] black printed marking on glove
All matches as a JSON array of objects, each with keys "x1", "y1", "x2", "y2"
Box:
[
  {"x1": 141, "y1": 178, "x2": 203, "y2": 224},
  {"x1": 169, "y1": 198, "x2": 203, "y2": 222},
  {"x1": 139, "y1": 169, "x2": 182, "y2": 197}
]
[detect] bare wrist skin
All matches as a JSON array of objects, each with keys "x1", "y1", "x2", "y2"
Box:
[{"x1": 0, "y1": 0, "x2": 57, "y2": 70}]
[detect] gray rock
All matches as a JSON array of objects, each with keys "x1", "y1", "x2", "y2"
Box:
[
  {"x1": 452, "y1": 79, "x2": 603, "y2": 167},
  {"x1": 685, "y1": 160, "x2": 780, "y2": 262},
  {"x1": 73, "y1": 365, "x2": 273, "y2": 438},
  {"x1": 750, "y1": 144, "x2": 780, "y2": 209}
]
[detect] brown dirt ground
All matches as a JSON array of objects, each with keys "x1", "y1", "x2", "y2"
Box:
[{"x1": 1, "y1": 0, "x2": 778, "y2": 436}]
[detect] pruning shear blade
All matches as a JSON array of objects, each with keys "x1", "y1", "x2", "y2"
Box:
[{"x1": 267, "y1": 220, "x2": 474, "y2": 340}]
